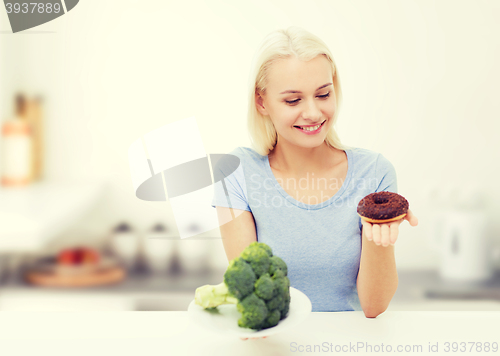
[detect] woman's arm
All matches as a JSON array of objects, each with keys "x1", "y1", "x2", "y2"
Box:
[
  {"x1": 215, "y1": 207, "x2": 258, "y2": 262},
  {"x1": 356, "y1": 225, "x2": 399, "y2": 318}
]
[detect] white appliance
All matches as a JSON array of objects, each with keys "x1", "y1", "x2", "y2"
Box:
[
  {"x1": 438, "y1": 210, "x2": 493, "y2": 282},
  {"x1": 427, "y1": 185, "x2": 496, "y2": 282}
]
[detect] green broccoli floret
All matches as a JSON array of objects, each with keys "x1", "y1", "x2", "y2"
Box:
[
  {"x1": 262, "y1": 309, "x2": 281, "y2": 329},
  {"x1": 255, "y1": 242, "x2": 273, "y2": 257},
  {"x1": 254, "y1": 273, "x2": 275, "y2": 300},
  {"x1": 273, "y1": 271, "x2": 291, "y2": 319},
  {"x1": 240, "y1": 242, "x2": 271, "y2": 278},
  {"x1": 224, "y1": 257, "x2": 256, "y2": 299},
  {"x1": 269, "y1": 255, "x2": 288, "y2": 277},
  {"x1": 194, "y1": 242, "x2": 291, "y2": 331},
  {"x1": 237, "y1": 293, "x2": 268, "y2": 329},
  {"x1": 266, "y1": 292, "x2": 283, "y2": 311}
]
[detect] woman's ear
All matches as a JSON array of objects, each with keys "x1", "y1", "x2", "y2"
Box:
[{"x1": 255, "y1": 92, "x2": 268, "y2": 116}]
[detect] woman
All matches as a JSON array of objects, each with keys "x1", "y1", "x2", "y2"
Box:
[{"x1": 211, "y1": 26, "x2": 418, "y2": 320}]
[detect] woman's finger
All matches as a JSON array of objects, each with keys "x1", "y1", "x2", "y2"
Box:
[
  {"x1": 362, "y1": 220, "x2": 373, "y2": 240},
  {"x1": 405, "y1": 209, "x2": 419, "y2": 226},
  {"x1": 371, "y1": 223, "x2": 381, "y2": 245},
  {"x1": 240, "y1": 336, "x2": 267, "y2": 340},
  {"x1": 390, "y1": 223, "x2": 399, "y2": 245},
  {"x1": 240, "y1": 336, "x2": 268, "y2": 340},
  {"x1": 380, "y1": 224, "x2": 391, "y2": 247}
]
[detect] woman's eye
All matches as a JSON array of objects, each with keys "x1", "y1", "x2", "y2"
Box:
[{"x1": 285, "y1": 92, "x2": 330, "y2": 105}]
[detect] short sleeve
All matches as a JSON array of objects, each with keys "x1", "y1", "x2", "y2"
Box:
[
  {"x1": 375, "y1": 154, "x2": 398, "y2": 194},
  {"x1": 211, "y1": 151, "x2": 251, "y2": 212}
]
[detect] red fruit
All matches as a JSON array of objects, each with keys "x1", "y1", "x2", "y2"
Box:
[
  {"x1": 81, "y1": 248, "x2": 100, "y2": 264},
  {"x1": 57, "y1": 249, "x2": 76, "y2": 265},
  {"x1": 73, "y1": 248, "x2": 84, "y2": 264}
]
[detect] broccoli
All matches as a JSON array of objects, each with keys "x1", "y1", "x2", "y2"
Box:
[{"x1": 194, "y1": 242, "x2": 291, "y2": 331}]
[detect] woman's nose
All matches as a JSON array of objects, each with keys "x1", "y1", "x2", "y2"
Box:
[{"x1": 301, "y1": 99, "x2": 322, "y2": 121}]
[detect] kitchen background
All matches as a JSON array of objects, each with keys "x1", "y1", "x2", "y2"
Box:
[{"x1": 1, "y1": 0, "x2": 500, "y2": 311}]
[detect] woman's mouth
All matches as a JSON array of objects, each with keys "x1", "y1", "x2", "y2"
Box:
[{"x1": 293, "y1": 120, "x2": 326, "y2": 135}]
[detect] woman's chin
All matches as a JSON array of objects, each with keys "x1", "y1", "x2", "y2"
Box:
[{"x1": 294, "y1": 139, "x2": 326, "y2": 149}]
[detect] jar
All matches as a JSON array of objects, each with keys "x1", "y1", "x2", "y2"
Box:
[
  {"x1": 1, "y1": 94, "x2": 33, "y2": 187},
  {"x1": 143, "y1": 223, "x2": 177, "y2": 274},
  {"x1": 110, "y1": 222, "x2": 139, "y2": 271}
]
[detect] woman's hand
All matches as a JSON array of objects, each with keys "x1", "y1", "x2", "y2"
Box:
[
  {"x1": 361, "y1": 208, "x2": 418, "y2": 247},
  {"x1": 240, "y1": 336, "x2": 268, "y2": 340}
]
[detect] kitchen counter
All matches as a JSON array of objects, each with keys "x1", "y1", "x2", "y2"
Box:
[
  {"x1": 390, "y1": 269, "x2": 500, "y2": 311},
  {"x1": 0, "y1": 269, "x2": 226, "y2": 311},
  {"x1": 0, "y1": 311, "x2": 498, "y2": 356},
  {"x1": 393, "y1": 269, "x2": 500, "y2": 301},
  {"x1": 2, "y1": 268, "x2": 500, "y2": 311}
]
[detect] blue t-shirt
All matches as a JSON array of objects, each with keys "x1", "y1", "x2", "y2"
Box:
[{"x1": 210, "y1": 146, "x2": 398, "y2": 312}]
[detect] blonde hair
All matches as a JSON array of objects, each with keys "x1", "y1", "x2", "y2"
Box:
[{"x1": 247, "y1": 26, "x2": 353, "y2": 156}]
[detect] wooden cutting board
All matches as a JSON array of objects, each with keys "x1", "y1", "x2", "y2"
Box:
[{"x1": 24, "y1": 258, "x2": 126, "y2": 288}]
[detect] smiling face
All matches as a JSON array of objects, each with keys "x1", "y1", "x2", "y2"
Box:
[{"x1": 255, "y1": 55, "x2": 337, "y2": 150}]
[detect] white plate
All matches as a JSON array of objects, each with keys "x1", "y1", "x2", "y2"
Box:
[{"x1": 187, "y1": 286, "x2": 312, "y2": 338}]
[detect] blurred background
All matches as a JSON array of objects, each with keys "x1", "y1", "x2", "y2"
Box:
[{"x1": 1, "y1": 0, "x2": 500, "y2": 311}]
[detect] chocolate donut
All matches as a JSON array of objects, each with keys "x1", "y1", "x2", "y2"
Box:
[{"x1": 357, "y1": 191, "x2": 409, "y2": 223}]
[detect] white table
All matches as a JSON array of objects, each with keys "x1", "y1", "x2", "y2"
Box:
[{"x1": 0, "y1": 311, "x2": 498, "y2": 356}]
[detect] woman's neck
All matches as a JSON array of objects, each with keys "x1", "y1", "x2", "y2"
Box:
[{"x1": 268, "y1": 141, "x2": 339, "y2": 177}]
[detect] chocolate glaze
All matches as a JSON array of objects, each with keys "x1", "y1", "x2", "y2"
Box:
[{"x1": 357, "y1": 191, "x2": 409, "y2": 220}]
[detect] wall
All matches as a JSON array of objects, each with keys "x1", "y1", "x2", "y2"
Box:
[{"x1": 1, "y1": 0, "x2": 499, "y2": 270}]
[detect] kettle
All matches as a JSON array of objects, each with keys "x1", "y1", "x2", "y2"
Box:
[
  {"x1": 427, "y1": 185, "x2": 495, "y2": 282},
  {"x1": 438, "y1": 210, "x2": 493, "y2": 282}
]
